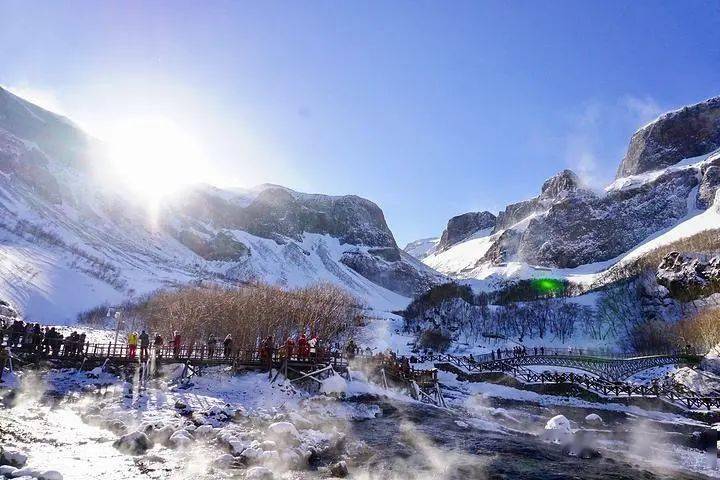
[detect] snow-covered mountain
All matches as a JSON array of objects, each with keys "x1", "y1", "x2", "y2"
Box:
[
  {"x1": 0, "y1": 86, "x2": 444, "y2": 321},
  {"x1": 402, "y1": 237, "x2": 439, "y2": 260},
  {"x1": 412, "y1": 96, "x2": 720, "y2": 290}
]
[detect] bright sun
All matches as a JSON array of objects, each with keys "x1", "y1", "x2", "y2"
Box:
[{"x1": 105, "y1": 116, "x2": 203, "y2": 204}]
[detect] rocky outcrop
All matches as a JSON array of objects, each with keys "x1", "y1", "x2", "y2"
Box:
[
  {"x1": 617, "y1": 96, "x2": 720, "y2": 178},
  {"x1": 403, "y1": 237, "x2": 439, "y2": 260},
  {"x1": 436, "y1": 211, "x2": 496, "y2": 251},
  {"x1": 495, "y1": 170, "x2": 584, "y2": 231},
  {"x1": 657, "y1": 251, "x2": 720, "y2": 302},
  {"x1": 512, "y1": 167, "x2": 700, "y2": 268},
  {"x1": 698, "y1": 162, "x2": 720, "y2": 209}
]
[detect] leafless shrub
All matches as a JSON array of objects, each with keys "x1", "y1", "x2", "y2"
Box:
[{"x1": 125, "y1": 281, "x2": 362, "y2": 349}]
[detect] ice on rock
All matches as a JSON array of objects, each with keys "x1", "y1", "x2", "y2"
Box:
[
  {"x1": 0, "y1": 448, "x2": 27, "y2": 468},
  {"x1": 543, "y1": 415, "x2": 573, "y2": 444},
  {"x1": 584, "y1": 413, "x2": 603, "y2": 426},
  {"x1": 245, "y1": 466, "x2": 274, "y2": 480},
  {"x1": 320, "y1": 374, "x2": 347, "y2": 396}
]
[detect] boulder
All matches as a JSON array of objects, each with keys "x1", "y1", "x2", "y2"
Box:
[
  {"x1": 330, "y1": 460, "x2": 349, "y2": 477},
  {"x1": 169, "y1": 430, "x2": 193, "y2": 449},
  {"x1": 37, "y1": 471, "x2": 63, "y2": 480},
  {"x1": 543, "y1": 415, "x2": 573, "y2": 444},
  {"x1": 0, "y1": 448, "x2": 27, "y2": 468},
  {"x1": 266, "y1": 422, "x2": 300, "y2": 446},
  {"x1": 113, "y1": 431, "x2": 154, "y2": 455},
  {"x1": 584, "y1": 414, "x2": 603, "y2": 426}
]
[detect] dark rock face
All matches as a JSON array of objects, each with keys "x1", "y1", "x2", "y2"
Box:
[
  {"x1": 436, "y1": 211, "x2": 496, "y2": 251},
  {"x1": 478, "y1": 167, "x2": 701, "y2": 268},
  {"x1": 617, "y1": 96, "x2": 720, "y2": 178},
  {"x1": 175, "y1": 186, "x2": 397, "y2": 249},
  {"x1": 177, "y1": 230, "x2": 250, "y2": 261},
  {"x1": 657, "y1": 251, "x2": 720, "y2": 301},
  {"x1": 698, "y1": 162, "x2": 720, "y2": 209}
]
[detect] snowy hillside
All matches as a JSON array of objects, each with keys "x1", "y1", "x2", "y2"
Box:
[
  {"x1": 402, "y1": 237, "x2": 439, "y2": 260},
  {"x1": 0, "y1": 87, "x2": 444, "y2": 321}
]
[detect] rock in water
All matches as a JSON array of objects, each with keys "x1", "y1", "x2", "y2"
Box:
[
  {"x1": 330, "y1": 460, "x2": 349, "y2": 477},
  {"x1": 113, "y1": 431, "x2": 154, "y2": 455},
  {"x1": 584, "y1": 414, "x2": 603, "y2": 426}
]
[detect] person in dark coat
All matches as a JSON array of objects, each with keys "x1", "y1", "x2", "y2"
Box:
[{"x1": 139, "y1": 330, "x2": 150, "y2": 361}]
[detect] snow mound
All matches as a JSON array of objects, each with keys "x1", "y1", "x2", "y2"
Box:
[
  {"x1": 38, "y1": 471, "x2": 64, "y2": 480},
  {"x1": 320, "y1": 374, "x2": 348, "y2": 396}
]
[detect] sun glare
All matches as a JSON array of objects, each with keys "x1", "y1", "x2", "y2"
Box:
[{"x1": 105, "y1": 116, "x2": 203, "y2": 205}]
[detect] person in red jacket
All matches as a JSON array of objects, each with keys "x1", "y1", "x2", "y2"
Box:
[
  {"x1": 285, "y1": 337, "x2": 295, "y2": 359},
  {"x1": 297, "y1": 334, "x2": 309, "y2": 359}
]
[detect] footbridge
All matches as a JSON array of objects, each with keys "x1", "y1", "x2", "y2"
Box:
[{"x1": 435, "y1": 349, "x2": 701, "y2": 382}]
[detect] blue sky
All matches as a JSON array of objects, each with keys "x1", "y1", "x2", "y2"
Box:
[{"x1": 1, "y1": 1, "x2": 719, "y2": 246}]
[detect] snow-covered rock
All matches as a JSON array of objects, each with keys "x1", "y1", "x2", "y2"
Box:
[
  {"x1": 8, "y1": 466, "x2": 42, "y2": 478},
  {"x1": 266, "y1": 422, "x2": 300, "y2": 445},
  {"x1": 320, "y1": 374, "x2": 347, "y2": 396},
  {"x1": 148, "y1": 425, "x2": 175, "y2": 445},
  {"x1": 169, "y1": 429, "x2": 194, "y2": 449},
  {"x1": 212, "y1": 454, "x2": 235, "y2": 469},
  {"x1": 37, "y1": 471, "x2": 63, "y2": 480},
  {"x1": 673, "y1": 367, "x2": 720, "y2": 395},
  {"x1": 245, "y1": 466, "x2": 274, "y2": 480},
  {"x1": 543, "y1": 415, "x2": 573, "y2": 444},
  {"x1": 657, "y1": 251, "x2": 720, "y2": 301},
  {"x1": 113, "y1": 431, "x2": 154, "y2": 455}
]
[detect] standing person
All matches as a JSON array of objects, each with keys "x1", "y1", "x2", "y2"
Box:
[
  {"x1": 285, "y1": 336, "x2": 295, "y2": 360},
  {"x1": 139, "y1": 330, "x2": 150, "y2": 361},
  {"x1": 297, "y1": 334, "x2": 309, "y2": 360},
  {"x1": 223, "y1": 334, "x2": 233, "y2": 358},
  {"x1": 77, "y1": 332, "x2": 86, "y2": 355},
  {"x1": 345, "y1": 339, "x2": 357, "y2": 360},
  {"x1": 154, "y1": 333, "x2": 164, "y2": 358},
  {"x1": 207, "y1": 334, "x2": 217, "y2": 358},
  {"x1": 128, "y1": 331, "x2": 138, "y2": 360},
  {"x1": 172, "y1": 331, "x2": 181, "y2": 358},
  {"x1": 308, "y1": 334, "x2": 318, "y2": 361}
]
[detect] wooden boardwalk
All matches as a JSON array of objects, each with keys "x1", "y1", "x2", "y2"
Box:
[{"x1": 435, "y1": 353, "x2": 720, "y2": 411}]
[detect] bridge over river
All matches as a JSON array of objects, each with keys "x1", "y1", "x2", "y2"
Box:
[{"x1": 432, "y1": 349, "x2": 720, "y2": 411}]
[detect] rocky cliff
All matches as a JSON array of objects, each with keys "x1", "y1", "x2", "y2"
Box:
[{"x1": 617, "y1": 96, "x2": 720, "y2": 178}]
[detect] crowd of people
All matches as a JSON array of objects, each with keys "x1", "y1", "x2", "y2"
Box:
[{"x1": 0, "y1": 319, "x2": 86, "y2": 357}]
